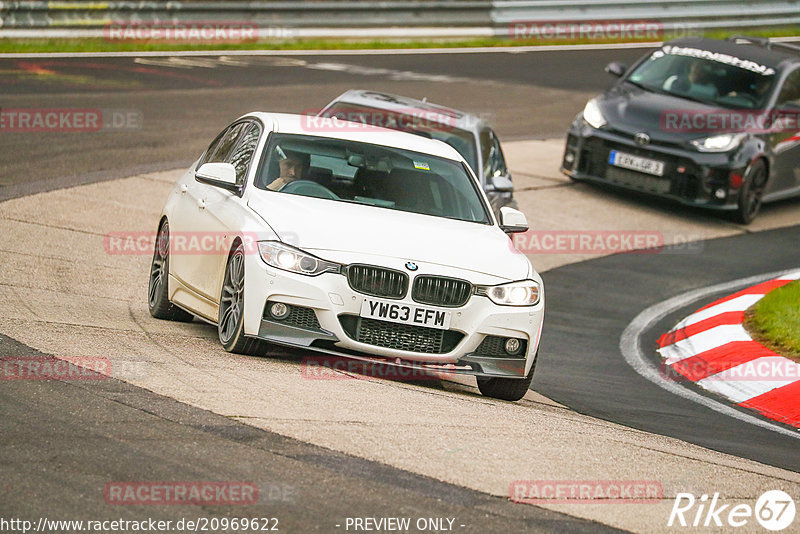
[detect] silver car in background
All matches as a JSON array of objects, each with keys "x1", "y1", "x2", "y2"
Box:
[{"x1": 319, "y1": 90, "x2": 516, "y2": 214}]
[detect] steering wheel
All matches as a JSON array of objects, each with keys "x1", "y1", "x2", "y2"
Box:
[{"x1": 279, "y1": 180, "x2": 339, "y2": 200}]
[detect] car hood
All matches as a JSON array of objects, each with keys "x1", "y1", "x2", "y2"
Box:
[
  {"x1": 247, "y1": 192, "x2": 531, "y2": 281},
  {"x1": 598, "y1": 83, "x2": 720, "y2": 143}
]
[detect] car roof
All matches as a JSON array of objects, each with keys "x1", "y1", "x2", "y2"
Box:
[
  {"x1": 324, "y1": 89, "x2": 490, "y2": 133},
  {"x1": 245, "y1": 112, "x2": 467, "y2": 163},
  {"x1": 663, "y1": 37, "x2": 799, "y2": 73}
]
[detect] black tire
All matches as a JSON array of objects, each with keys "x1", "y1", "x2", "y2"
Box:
[
  {"x1": 148, "y1": 220, "x2": 194, "y2": 322},
  {"x1": 218, "y1": 242, "x2": 268, "y2": 356},
  {"x1": 733, "y1": 160, "x2": 767, "y2": 225},
  {"x1": 477, "y1": 356, "x2": 537, "y2": 401}
]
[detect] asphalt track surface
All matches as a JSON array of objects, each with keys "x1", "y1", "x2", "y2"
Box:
[
  {"x1": 0, "y1": 47, "x2": 650, "y2": 532},
  {"x1": 537, "y1": 226, "x2": 800, "y2": 472},
  {"x1": 1, "y1": 46, "x2": 799, "y2": 529},
  {"x1": 0, "y1": 47, "x2": 648, "y2": 195},
  {"x1": 0, "y1": 335, "x2": 612, "y2": 533}
]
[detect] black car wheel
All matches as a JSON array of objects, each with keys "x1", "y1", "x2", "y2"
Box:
[
  {"x1": 477, "y1": 356, "x2": 536, "y2": 401},
  {"x1": 148, "y1": 220, "x2": 194, "y2": 322},
  {"x1": 218, "y1": 242, "x2": 268, "y2": 355},
  {"x1": 734, "y1": 159, "x2": 767, "y2": 225}
]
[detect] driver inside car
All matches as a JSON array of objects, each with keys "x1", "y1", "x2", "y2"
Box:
[
  {"x1": 663, "y1": 59, "x2": 719, "y2": 99},
  {"x1": 267, "y1": 147, "x2": 310, "y2": 191}
]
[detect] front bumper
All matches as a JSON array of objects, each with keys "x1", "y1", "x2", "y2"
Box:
[
  {"x1": 561, "y1": 122, "x2": 750, "y2": 210},
  {"x1": 241, "y1": 256, "x2": 544, "y2": 379}
]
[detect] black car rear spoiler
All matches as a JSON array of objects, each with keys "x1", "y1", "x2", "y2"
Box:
[{"x1": 726, "y1": 35, "x2": 800, "y2": 55}]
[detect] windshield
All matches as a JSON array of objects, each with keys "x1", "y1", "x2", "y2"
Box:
[
  {"x1": 254, "y1": 133, "x2": 490, "y2": 224},
  {"x1": 627, "y1": 45, "x2": 777, "y2": 109},
  {"x1": 320, "y1": 103, "x2": 479, "y2": 172}
]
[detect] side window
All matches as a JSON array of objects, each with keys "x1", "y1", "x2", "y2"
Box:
[
  {"x1": 227, "y1": 122, "x2": 261, "y2": 186},
  {"x1": 205, "y1": 122, "x2": 248, "y2": 165},
  {"x1": 198, "y1": 129, "x2": 226, "y2": 167},
  {"x1": 479, "y1": 128, "x2": 492, "y2": 178},
  {"x1": 481, "y1": 128, "x2": 508, "y2": 179},
  {"x1": 776, "y1": 69, "x2": 800, "y2": 108}
]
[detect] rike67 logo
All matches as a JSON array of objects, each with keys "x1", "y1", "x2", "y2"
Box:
[{"x1": 669, "y1": 490, "x2": 796, "y2": 531}]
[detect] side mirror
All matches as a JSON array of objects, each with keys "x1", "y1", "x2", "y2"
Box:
[
  {"x1": 489, "y1": 172, "x2": 514, "y2": 192},
  {"x1": 195, "y1": 162, "x2": 240, "y2": 192},
  {"x1": 499, "y1": 206, "x2": 529, "y2": 233},
  {"x1": 605, "y1": 61, "x2": 627, "y2": 78}
]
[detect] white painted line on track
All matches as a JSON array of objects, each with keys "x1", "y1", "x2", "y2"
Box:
[{"x1": 620, "y1": 268, "x2": 800, "y2": 440}]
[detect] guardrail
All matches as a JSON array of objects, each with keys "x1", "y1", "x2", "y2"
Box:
[
  {"x1": 0, "y1": 0, "x2": 797, "y2": 38},
  {"x1": 494, "y1": 0, "x2": 800, "y2": 33}
]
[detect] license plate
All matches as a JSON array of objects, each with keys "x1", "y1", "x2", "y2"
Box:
[
  {"x1": 609, "y1": 150, "x2": 665, "y2": 176},
  {"x1": 360, "y1": 298, "x2": 451, "y2": 330}
]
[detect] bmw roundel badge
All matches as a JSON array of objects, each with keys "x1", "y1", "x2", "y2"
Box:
[{"x1": 405, "y1": 262, "x2": 418, "y2": 271}]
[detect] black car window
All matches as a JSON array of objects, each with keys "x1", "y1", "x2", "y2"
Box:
[
  {"x1": 198, "y1": 129, "x2": 226, "y2": 167},
  {"x1": 227, "y1": 122, "x2": 261, "y2": 186},
  {"x1": 479, "y1": 128, "x2": 492, "y2": 176},
  {"x1": 776, "y1": 69, "x2": 800, "y2": 108},
  {"x1": 486, "y1": 129, "x2": 508, "y2": 179},
  {"x1": 480, "y1": 128, "x2": 508, "y2": 179},
  {"x1": 205, "y1": 122, "x2": 248, "y2": 165}
]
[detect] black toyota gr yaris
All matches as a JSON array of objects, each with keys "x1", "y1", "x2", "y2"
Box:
[{"x1": 562, "y1": 36, "x2": 800, "y2": 223}]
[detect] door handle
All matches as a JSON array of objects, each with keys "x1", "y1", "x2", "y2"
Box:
[{"x1": 197, "y1": 199, "x2": 206, "y2": 210}]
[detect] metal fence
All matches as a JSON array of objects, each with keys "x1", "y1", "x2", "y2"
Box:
[{"x1": 0, "y1": 0, "x2": 797, "y2": 38}]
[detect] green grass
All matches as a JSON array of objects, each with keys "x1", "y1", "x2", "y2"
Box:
[
  {"x1": 0, "y1": 26, "x2": 797, "y2": 54},
  {"x1": 746, "y1": 281, "x2": 800, "y2": 361}
]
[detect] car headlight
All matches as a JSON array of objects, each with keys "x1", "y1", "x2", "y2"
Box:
[
  {"x1": 690, "y1": 133, "x2": 746, "y2": 152},
  {"x1": 477, "y1": 280, "x2": 541, "y2": 306},
  {"x1": 257, "y1": 241, "x2": 341, "y2": 276},
  {"x1": 583, "y1": 99, "x2": 607, "y2": 129}
]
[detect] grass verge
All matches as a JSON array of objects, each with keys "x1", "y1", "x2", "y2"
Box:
[
  {"x1": 0, "y1": 27, "x2": 798, "y2": 54},
  {"x1": 745, "y1": 280, "x2": 800, "y2": 362}
]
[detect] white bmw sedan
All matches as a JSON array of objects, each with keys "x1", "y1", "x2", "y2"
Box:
[{"x1": 148, "y1": 113, "x2": 544, "y2": 401}]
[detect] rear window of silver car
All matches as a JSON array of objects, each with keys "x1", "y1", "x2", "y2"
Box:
[{"x1": 321, "y1": 103, "x2": 479, "y2": 172}]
